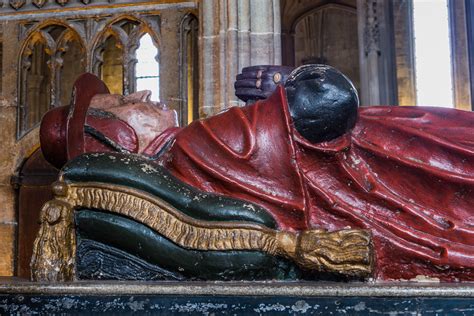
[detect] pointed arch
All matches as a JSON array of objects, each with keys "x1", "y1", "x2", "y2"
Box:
[
  {"x1": 17, "y1": 21, "x2": 86, "y2": 138},
  {"x1": 135, "y1": 33, "x2": 160, "y2": 101},
  {"x1": 90, "y1": 15, "x2": 161, "y2": 96},
  {"x1": 179, "y1": 13, "x2": 199, "y2": 126}
]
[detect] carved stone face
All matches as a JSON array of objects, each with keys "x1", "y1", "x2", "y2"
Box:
[{"x1": 285, "y1": 64, "x2": 359, "y2": 143}]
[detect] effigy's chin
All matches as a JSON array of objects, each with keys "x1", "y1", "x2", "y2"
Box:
[{"x1": 32, "y1": 67, "x2": 474, "y2": 284}]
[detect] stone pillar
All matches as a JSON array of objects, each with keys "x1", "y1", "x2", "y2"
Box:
[
  {"x1": 393, "y1": 0, "x2": 416, "y2": 106},
  {"x1": 449, "y1": 0, "x2": 472, "y2": 111},
  {"x1": 357, "y1": 0, "x2": 398, "y2": 106},
  {"x1": 199, "y1": 0, "x2": 281, "y2": 117},
  {"x1": 159, "y1": 10, "x2": 183, "y2": 113}
]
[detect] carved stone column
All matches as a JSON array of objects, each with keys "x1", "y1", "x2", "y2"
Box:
[
  {"x1": 357, "y1": 0, "x2": 398, "y2": 106},
  {"x1": 199, "y1": 0, "x2": 281, "y2": 117},
  {"x1": 393, "y1": 0, "x2": 416, "y2": 106},
  {"x1": 449, "y1": 0, "x2": 472, "y2": 111}
]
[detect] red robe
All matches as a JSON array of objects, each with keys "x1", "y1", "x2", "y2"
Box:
[{"x1": 160, "y1": 86, "x2": 474, "y2": 281}]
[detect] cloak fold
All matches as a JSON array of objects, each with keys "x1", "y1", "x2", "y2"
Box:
[{"x1": 161, "y1": 86, "x2": 474, "y2": 280}]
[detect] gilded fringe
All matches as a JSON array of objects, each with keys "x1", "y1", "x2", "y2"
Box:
[
  {"x1": 31, "y1": 181, "x2": 373, "y2": 281},
  {"x1": 68, "y1": 184, "x2": 279, "y2": 255}
]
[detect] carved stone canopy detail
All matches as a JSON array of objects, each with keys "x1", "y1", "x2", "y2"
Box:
[
  {"x1": 32, "y1": 0, "x2": 47, "y2": 8},
  {"x1": 363, "y1": 0, "x2": 380, "y2": 56},
  {"x1": 56, "y1": 0, "x2": 68, "y2": 6},
  {"x1": 9, "y1": 0, "x2": 25, "y2": 10},
  {"x1": 81, "y1": 0, "x2": 91, "y2": 4}
]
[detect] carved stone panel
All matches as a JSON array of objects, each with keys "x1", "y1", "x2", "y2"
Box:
[
  {"x1": 32, "y1": 0, "x2": 47, "y2": 8},
  {"x1": 9, "y1": 0, "x2": 25, "y2": 10}
]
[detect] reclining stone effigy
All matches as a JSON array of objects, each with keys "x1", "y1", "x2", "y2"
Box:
[{"x1": 32, "y1": 64, "x2": 474, "y2": 282}]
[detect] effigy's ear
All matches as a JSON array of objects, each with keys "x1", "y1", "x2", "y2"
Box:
[{"x1": 285, "y1": 64, "x2": 359, "y2": 143}]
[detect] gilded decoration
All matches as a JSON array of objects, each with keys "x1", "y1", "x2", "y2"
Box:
[{"x1": 31, "y1": 180, "x2": 374, "y2": 281}]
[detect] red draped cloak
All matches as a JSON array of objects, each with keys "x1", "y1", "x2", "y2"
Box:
[{"x1": 160, "y1": 86, "x2": 474, "y2": 281}]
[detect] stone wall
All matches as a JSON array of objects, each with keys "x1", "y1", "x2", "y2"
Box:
[
  {"x1": 199, "y1": 0, "x2": 281, "y2": 116},
  {"x1": 280, "y1": 0, "x2": 356, "y2": 67},
  {"x1": 292, "y1": 3, "x2": 360, "y2": 92},
  {"x1": 0, "y1": 21, "x2": 39, "y2": 276}
]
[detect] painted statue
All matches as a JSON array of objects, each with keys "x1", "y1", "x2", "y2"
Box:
[
  {"x1": 34, "y1": 64, "x2": 474, "y2": 282},
  {"x1": 40, "y1": 76, "x2": 180, "y2": 169}
]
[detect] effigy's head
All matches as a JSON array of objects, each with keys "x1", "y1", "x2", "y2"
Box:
[
  {"x1": 90, "y1": 91, "x2": 179, "y2": 151},
  {"x1": 285, "y1": 64, "x2": 359, "y2": 143}
]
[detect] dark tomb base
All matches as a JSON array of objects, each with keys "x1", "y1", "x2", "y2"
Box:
[{"x1": 3, "y1": 279, "x2": 474, "y2": 315}]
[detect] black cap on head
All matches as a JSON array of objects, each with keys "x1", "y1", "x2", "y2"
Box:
[{"x1": 285, "y1": 64, "x2": 359, "y2": 143}]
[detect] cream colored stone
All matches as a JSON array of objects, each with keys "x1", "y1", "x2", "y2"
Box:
[
  {"x1": 250, "y1": 0, "x2": 274, "y2": 33},
  {"x1": 199, "y1": 0, "x2": 281, "y2": 116},
  {"x1": 0, "y1": 224, "x2": 15, "y2": 276},
  {"x1": 250, "y1": 33, "x2": 276, "y2": 65},
  {"x1": 0, "y1": 185, "x2": 15, "y2": 223},
  {"x1": 159, "y1": 10, "x2": 184, "y2": 114}
]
